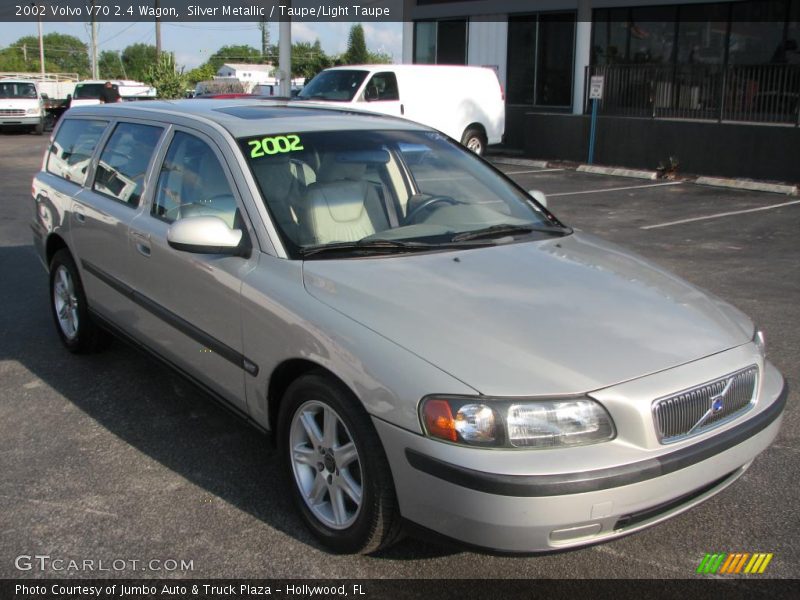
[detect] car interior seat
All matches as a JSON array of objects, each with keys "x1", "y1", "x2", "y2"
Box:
[{"x1": 300, "y1": 156, "x2": 390, "y2": 245}]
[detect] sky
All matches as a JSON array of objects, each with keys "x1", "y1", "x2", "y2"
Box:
[{"x1": 0, "y1": 20, "x2": 404, "y2": 70}]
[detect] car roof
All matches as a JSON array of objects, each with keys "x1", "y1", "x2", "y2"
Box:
[{"x1": 63, "y1": 99, "x2": 430, "y2": 139}]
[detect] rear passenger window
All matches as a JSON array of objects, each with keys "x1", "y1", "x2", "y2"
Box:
[
  {"x1": 93, "y1": 122, "x2": 163, "y2": 207},
  {"x1": 152, "y1": 132, "x2": 239, "y2": 228},
  {"x1": 46, "y1": 119, "x2": 108, "y2": 186}
]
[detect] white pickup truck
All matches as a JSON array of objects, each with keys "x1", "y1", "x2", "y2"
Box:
[{"x1": 70, "y1": 79, "x2": 157, "y2": 107}]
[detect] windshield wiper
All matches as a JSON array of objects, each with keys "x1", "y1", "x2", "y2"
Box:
[
  {"x1": 299, "y1": 238, "x2": 438, "y2": 258},
  {"x1": 450, "y1": 223, "x2": 570, "y2": 242}
]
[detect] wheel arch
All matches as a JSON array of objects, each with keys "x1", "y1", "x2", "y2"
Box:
[
  {"x1": 267, "y1": 358, "x2": 357, "y2": 440},
  {"x1": 45, "y1": 233, "x2": 70, "y2": 268},
  {"x1": 463, "y1": 122, "x2": 487, "y2": 140}
]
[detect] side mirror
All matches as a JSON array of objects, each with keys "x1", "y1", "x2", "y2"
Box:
[
  {"x1": 363, "y1": 86, "x2": 379, "y2": 102},
  {"x1": 41, "y1": 93, "x2": 49, "y2": 100},
  {"x1": 529, "y1": 189, "x2": 548, "y2": 209},
  {"x1": 167, "y1": 216, "x2": 244, "y2": 255}
]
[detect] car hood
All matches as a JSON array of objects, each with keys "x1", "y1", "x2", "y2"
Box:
[{"x1": 302, "y1": 232, "x2": 752, "y2": 396}]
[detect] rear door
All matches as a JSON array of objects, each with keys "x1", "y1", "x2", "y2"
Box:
[
  {"x1": 66, "y1": 118, "x2": 165, "y2": 330},
  {"x1": 126, "y1": 127, "x2": 258, "y2": 412}
]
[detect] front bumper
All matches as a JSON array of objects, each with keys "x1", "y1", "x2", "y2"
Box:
[
  {"x1": 375, "y1": 359, "x2": 786, "y2": 552},
  {"x1": 0, "y1": 116, "x2": 41, "y2": 126}
]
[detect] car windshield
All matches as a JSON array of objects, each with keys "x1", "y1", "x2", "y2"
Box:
[
  {"x1": 0, "y1": 82, "x2": 36, "y2": 99},
  {"x1": 239, "y1": 129, "x2": 568, "y2": 259},
  {"x1": 73, "y1": 83, "x2": 107, "y2": 99},
  {"x1": 296, "y1": 70, "x2": 368, "y2": 102}
]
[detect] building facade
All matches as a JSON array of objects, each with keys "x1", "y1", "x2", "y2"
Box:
[{"x1": 402, "y1": 0, "x2": 800, "y2": 181}]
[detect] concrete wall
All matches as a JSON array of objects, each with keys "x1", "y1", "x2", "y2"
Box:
[{"x1": 521, "y1": 113, "x2": 800, "y2": 183}]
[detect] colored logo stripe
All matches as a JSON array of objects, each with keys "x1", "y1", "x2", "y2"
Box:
[{"x1": 697, "y1": 553, "x2": 773, "y2": 574}]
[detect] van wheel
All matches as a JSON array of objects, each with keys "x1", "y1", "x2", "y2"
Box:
[
  {"x1": 33, "y1": 119, "x2": 44, "y2": 135},
  {"x1": 49, "y1": 249, "x2": 111, "y2": 353},
  {"x1": 462, "y1": 127, "x2": 487, "y2": 156},
  {"x1": 278, "y1": 373, "x2": 402, "y2": 554}
]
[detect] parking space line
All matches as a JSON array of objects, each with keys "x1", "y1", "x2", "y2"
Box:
[
  {"x1": 503, "y1": 168, "x2": 565, "y2": 175},
  {"x1": 549, "y1": 181, "x2": 684, "y2": 197},
  {"x1": 642, "y1": 199, "x2": 800, "y2": 230}
]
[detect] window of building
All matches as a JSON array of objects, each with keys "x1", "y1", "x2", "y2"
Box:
[
  {"x1": 46, "y1": 119, "x2": 108, "y2": 186},
  {"x1": 93, "y1": 122, "x2": 163, "y2": 207},
  {"x1": 507, "y1": 12, "x2": 576, "y2": 108},
  {"x1": 729, "y1": 0, "x2": 789, "y2": 64},
  {"x1": 413, "y1": 19, "x2": 468, "y2": 65},
  {"x1": 675, "y1": 3, "x2": 730, "y2": 65}
]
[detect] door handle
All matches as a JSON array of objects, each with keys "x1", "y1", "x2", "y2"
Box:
[
  {"x1": 130, "y1": 230, "x2": 151, "y2": 257},
  {"x1": 400, "y1": 103, "x2": 405, "y2": 115},
  {"x1": 72, "y1": 204, "x2": 86, "y2": 223}
]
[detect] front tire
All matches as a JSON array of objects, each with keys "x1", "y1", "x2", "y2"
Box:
[
  {"x1": 461, "y1": 126, "x2": 487, "y2": 156},
  {"x1": 278, "y1": 373, "x2": 402, "y2": 554},
  {"x1": 33, "y1": 119, "x2": 44, "y2": 135},
  {"x1": 49, "y1": 249, "x2": 110, "y2": 353}
]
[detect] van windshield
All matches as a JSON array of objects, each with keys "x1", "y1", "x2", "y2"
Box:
[
  {"x1": 0, "y1": 82, "x2": 36, "y2": 99},
  {"x1": 239, "y1": 129, "x2": 569, "y2": 259},
  {"x1": 296, "y1": 70, "x2": 368, "y2": 102}
]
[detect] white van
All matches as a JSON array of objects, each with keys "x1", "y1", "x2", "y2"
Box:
[
  {"x1": 0, "y1": 78, "x2": 47, "y2": 134},
  {"x1": 295, "y1": 65, "x2": 505, "y2": 155}
]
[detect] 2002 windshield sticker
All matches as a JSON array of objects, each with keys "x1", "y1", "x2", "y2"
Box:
[{"x1": 248, "y1": 135, "x2": 304, "y2": 158}]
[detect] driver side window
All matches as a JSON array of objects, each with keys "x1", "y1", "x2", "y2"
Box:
[
  {"x1": 152, "y1": 131, "x2": 239, "y2": 228},
  {"x1": 363, "y1": 72, "x2": 399, "y2": 102}
]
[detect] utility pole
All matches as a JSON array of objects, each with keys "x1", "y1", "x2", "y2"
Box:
[
  {"x1": 155, "y1": 0, "x2": 161, "y2": 56},
  {"x1": 91, "y1": 1, "x2": 99, "y2": 79},
  {"x1": 259, "y1": 18, "x2": 270, "y2": 61},
  {"x1": 278, "y1": 3, "x2": 291, "y2": 96},
  {"x1": 36, "y1": 11, "x2": 45, "y2": 76}
]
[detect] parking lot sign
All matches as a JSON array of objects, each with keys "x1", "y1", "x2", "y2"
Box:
[{"x1": 589, "y1": 76, "x2": 604, "y2": 100}]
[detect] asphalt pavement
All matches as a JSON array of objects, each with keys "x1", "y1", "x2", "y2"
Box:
[{"x1": 1, "y1": 132, "x2": 797, "y2": 580}]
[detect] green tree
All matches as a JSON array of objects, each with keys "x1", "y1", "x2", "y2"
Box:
[
  {"x1": 207, "y1": 45, "x2": 263, "y2": 71},
  {"x1": 121, "y1": 43, "x2": 158, "y2": 82},
  {"x1": 143, "y1": 53, "x2": 185, "y2": 99},
  {"x1": 183, "y1": 62, "x2": 217, "y2": 86},
  {"x1": 98, "y1": 50, "x2": 125, "y2": 79},
  {"x1": 0, "y1": 33, "x2": 89, "y2": 76},
  {"x1": 344, "y1": 24, "x2": 369, "y2": 65},
  {"x1": 367, "y1": 50, "x2": 393, "y2": 64},
  {"x1": 292, "y1": 40, "x2": 331, "y2": 79}
]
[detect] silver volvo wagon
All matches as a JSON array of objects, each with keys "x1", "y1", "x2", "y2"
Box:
[{"x1": 31, "y1": 100, "x2": 787, "y2": 554}]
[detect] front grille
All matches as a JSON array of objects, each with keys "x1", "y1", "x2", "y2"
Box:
[
  {"x1": 0, "y1": 109, "x2": 25, "y2": 116},
  {"x1": 653, "y1": 365, "x2": 758, "y2": 443}
]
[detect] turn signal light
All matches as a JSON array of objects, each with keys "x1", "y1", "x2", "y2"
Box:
[{"x1": 422, "y1": 399, "x2": 457, "y2": 442}]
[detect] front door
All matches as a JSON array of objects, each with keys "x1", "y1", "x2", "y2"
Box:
[{"x1": 128, "y1": 128, "x2": 257, "y2": 413}]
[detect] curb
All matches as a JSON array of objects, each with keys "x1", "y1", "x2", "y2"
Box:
[
  {"x1": 577, "y1": 165, "x2": 658, "y2": 180},
  {"x1": 490, "y1": 157, "x2": 550, "y2": 169},
  {"x1": 694, "y1": 177, "x2": 798, "y2": 196}
]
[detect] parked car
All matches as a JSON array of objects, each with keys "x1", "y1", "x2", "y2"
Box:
[
  {"x1": 295, "y1": 65, "x2": 505, "y2": 155},
  {"x1": 31, "y1": 100, "x2": 786, "y2": 554}
]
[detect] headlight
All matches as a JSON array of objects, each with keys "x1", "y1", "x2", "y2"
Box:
[
  {"x1": 26, "y1": 108, "x2": 40, "y2": 115},
  {"x1": 753, "y1": 329, "x2": 766, "y2": 358},
  {"x1": 420, "y1": 396, "x2": 615, "y2": 449}
]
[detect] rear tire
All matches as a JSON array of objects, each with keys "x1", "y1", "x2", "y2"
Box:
[
  {"x1": 49, "y1": 249, "x2": 111, "y2": 353},
  {"x1": 277, "y1": 372, "x2": 402, "y2": 554},
  {"x1": 461, "y1": 126, "x2": 487, "y2": 156}
]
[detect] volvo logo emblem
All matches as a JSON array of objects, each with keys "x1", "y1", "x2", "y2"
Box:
[{"x1": 688, "y1": 377, "x2": 734, "y2": 434}]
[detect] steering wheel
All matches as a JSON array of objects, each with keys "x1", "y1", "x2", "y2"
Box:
[{"x1": 405, "y1": 195, "x2": 464, "y2": 224}]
